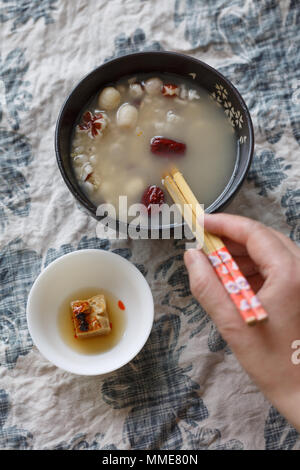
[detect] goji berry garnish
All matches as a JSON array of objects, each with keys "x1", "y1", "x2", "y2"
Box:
[
  {"x1": 118, "y1": 300, "x2": 125, "y2": 310},
  {"x1": 77, "y1": 111, "x2": 106, "y2": 139},
  {"x1": 162, "y1": 83, "x2": 179, "y2": 97},
  {"x1": 150, "y1": 136, "x2": 186, "y2": 156},
  {"x1": 141, "y1": 185, "x2": 165, "y2": 213}
]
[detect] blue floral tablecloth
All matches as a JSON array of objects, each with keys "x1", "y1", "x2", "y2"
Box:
[{"x1": 0, "y1": 0, "x2": 299, "y2": 450}]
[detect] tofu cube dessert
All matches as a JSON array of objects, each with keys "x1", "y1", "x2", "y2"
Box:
[{"x1": 71, "y1": 294, "x2": 111, "y2": 339}]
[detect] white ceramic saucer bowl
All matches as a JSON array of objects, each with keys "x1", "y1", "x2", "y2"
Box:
[{"x1": 27, "y1": 249, "x2": 154, "y2": 375}]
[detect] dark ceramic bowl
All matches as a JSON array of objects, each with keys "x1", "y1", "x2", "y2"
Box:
[{"x1": 55, "y1": 51, "x2": 254, "y2": 230}]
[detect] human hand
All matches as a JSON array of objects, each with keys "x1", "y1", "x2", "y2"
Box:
[{"x1": 184, "y1": 213, "x2": 300, "y2": 431}]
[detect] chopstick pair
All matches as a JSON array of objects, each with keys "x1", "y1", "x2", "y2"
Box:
[{"x1": 162, "y1": 167, "x2": 268, "y2": 326}]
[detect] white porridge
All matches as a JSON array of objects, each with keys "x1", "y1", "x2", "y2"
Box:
[{"x1": 71, "y1": 73, "x2": 236, "y2": 213}]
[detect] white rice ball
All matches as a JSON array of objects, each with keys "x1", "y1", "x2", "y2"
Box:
[
  {"x1": 116, "y1": 103, "x2": 138, "y2": 128},
  {"x1": 144, "y1": 77, "x2": 163, "y2": 95},
  {"x1": 98, "y1": 87, "x2": 121, "y2": 110},
  {"x1": 129, "y1": 83, "x2": 144, "y2": 99}
]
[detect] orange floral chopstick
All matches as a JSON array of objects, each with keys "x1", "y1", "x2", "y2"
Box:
[{"x1": 206, "y1": 244, "x2": 268, "y2": 324}]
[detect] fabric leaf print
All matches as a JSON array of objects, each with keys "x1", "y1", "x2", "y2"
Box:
[
  {"x1": 44, "y1": 237, "x2": 137, "y2": 269},
  {"x1": 0, "y1": 166, "x2": 30, "y2": 219},
  {"x1": 207, "y1": 323, "x2": 231, "y2": 354},
  {"x1": 155, "y1": 249, "x2": 216, "y2": 342},
  {"x1": 44, "y1": 237, "x2": 111, "y2": 268},
  {"x1": 0, "y1": 49, "x2": 32, "y2": 131},
  {"x1": 0, "y1": 389, "x2": 33, "y2": 449},
  {"x1": 175, "y1": 299, "x2": 209, "y2": 339},
  {"x1": 0, "y1": 129, "x2": 31, "y2": 167},
  {"x1": 166, "y1": 264, "x2": 191, "y2": 297},
  {"x1": 154, "y1": 244, "x2": 190, "y2": 297},
  {"x1": 185, "y1": 426, "x2": 243, "y2": 450},
  {"x1": 0, "y1": 49, "x2": 33, "y2": 229},
  {"x1": 264, "y1": 407, "x2": 299, "y2": 450},
  {"x1": 174, "y1": 0, "x2": 225, "y2": 50},
  {"x1": 102, "y1": 315, "x2": 208, "y2": 449},
  {"x1": 247, "y1": 150, "x2": 291, "y2": 197},
  {"x1": 281, "y1": 188, "x2": 300, "y2": 242},
  {"x1": 0, "y1": 130, "x2": 32, "y2": 228},
  {"x1": 0, "y1": 0, "x2": 58, "y2": 32},
  {"x1": 53, "y1": 433, "x2": 117, "y2": 450},
  {"x1": 44, "y1": 237, "x2": 144, "y2": 279},
  {"x1": 0, "y1": 239, "x2": 42, "y2": 369},
  {"x1": 154, "y1": 253, "x2": 183, "y2": 280},
  {"x1": 105, "y1": 28, "x2": 163, "y2": 62},
  {"x1": 110, "y1": 247, "x2": 131, "y2": 260},
  {"x1": 175, "y1": 0, "x2": 300, "y2": 147},
  {"x1": 133, "y1": 263, "x2": 148, "y2": 277},
  {"x1": 256, "y1": 96, "x2": 287, "y2": 145},
  {"x1": 155, "y1": 249, "x2": 229, "y2": 351}
]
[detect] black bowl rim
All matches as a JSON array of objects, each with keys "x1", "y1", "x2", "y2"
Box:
[{"x1": 55, "y1": 51, "x2": 254, "y2": 230}]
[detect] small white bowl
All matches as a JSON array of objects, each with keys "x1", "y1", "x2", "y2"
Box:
[{"x1": 26, "y1": 249, "x2": 154, "y2": 375}]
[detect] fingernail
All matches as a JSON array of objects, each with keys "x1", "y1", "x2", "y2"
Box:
[{"x1": 184, "y1": 248, "x2": 199, "y2": 267}]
